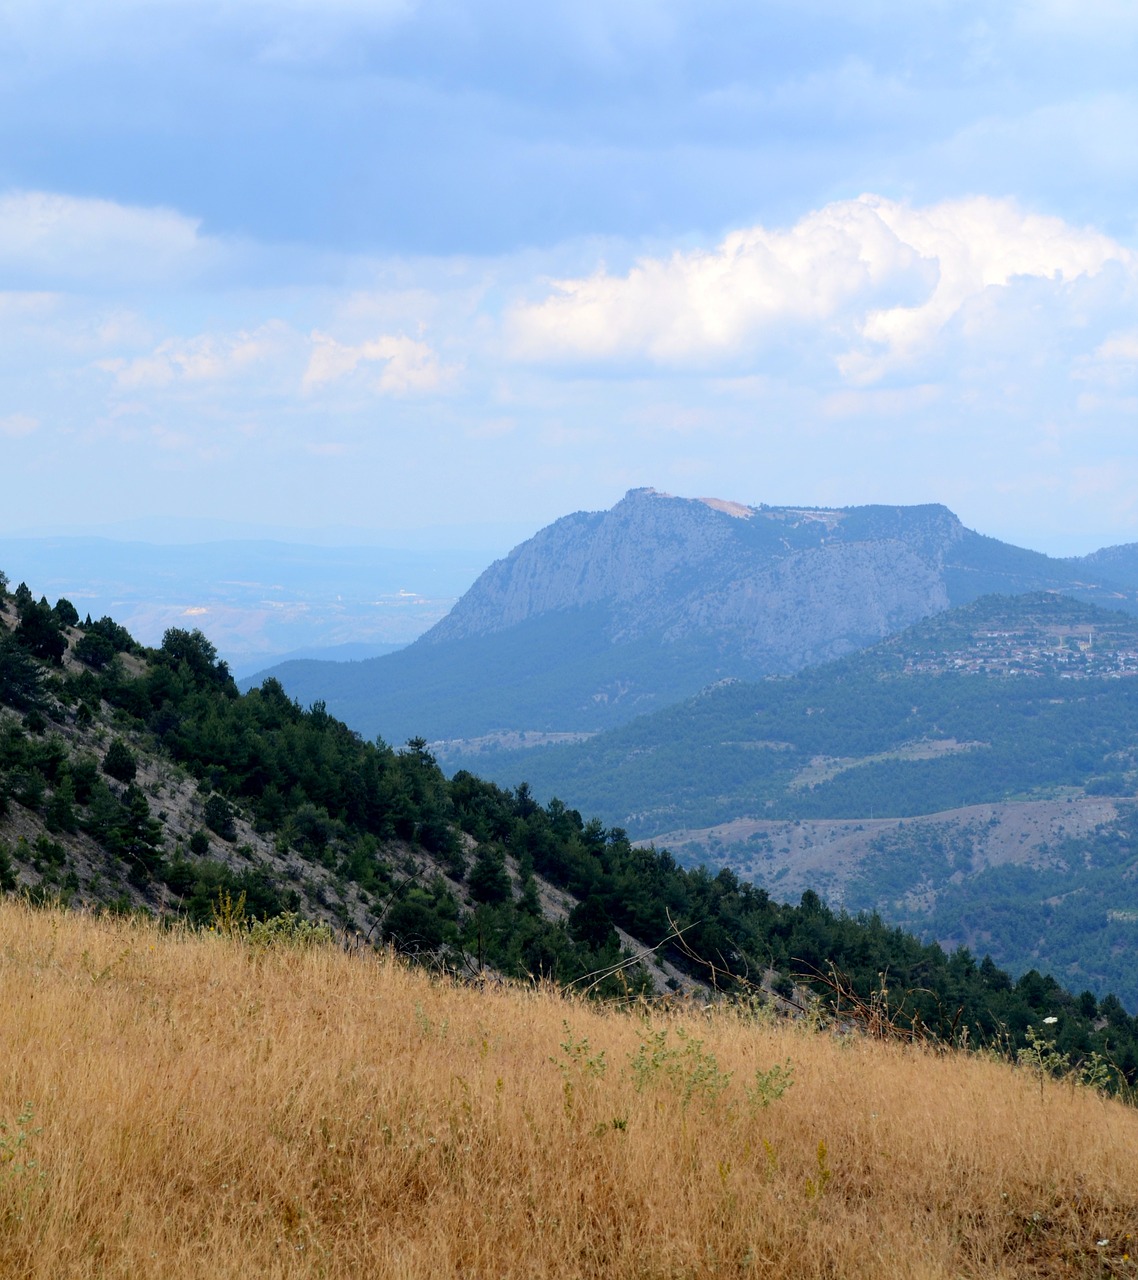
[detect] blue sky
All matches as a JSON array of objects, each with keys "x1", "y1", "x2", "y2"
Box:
[{"x1": 2, "y1": 0, "x2": 1138, "y2": 553}]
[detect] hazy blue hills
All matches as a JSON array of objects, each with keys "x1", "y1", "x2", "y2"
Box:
[
  {"x1": 244, "y1": 488, "x2": 1138, "y2": 745},
  {"x1": 0, "y1": 536, "x2": 483, "y2": 675},
  {"x1": 451, "y1": 593, "x2": 1138, "y2": 834},
  {"x1": 241, "y1": 604, "x2": 754, "y2": 740}
]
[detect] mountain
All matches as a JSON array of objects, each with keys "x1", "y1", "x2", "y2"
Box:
[
  {"x1": 450, "y1": 592, "x2": 1138, "y2": 1003},
  {"x1": 243, "y1": 488, "x2": 1138, "y2": 745},
  {"x1": 1071, "y1": 541, "x2": 1138, "y2": 589}
]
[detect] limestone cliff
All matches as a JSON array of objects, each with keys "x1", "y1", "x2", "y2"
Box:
[{"x1": 423, "y1": 488, "x2": 963, "y2": 671}]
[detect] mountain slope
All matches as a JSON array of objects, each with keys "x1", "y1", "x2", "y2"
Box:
[
  {"x1": 244, "y1": 489, "x2": 1138, "y2": 744},
  {"x1": 6, "y1": 570, "x2": 1138, "y2": 1070},
  {"x1": 443, "y1": 593, "x2": 1138, "y2": 830},
  {"x1": 448, "y1": 592, "x2": 1138, "y2": 1002},
  {"x1": 9, "y1": 900, "x2": 1138, "y2": 1280}
]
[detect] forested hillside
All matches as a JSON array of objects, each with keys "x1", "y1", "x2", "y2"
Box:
[
  {"x1": 454, "y1": 594, "x2": 1138, "y2": 1003},
  {"x1": 452, "y1": 594, "x2": 1138, "y2": 834},
  {"x1": 3, "y1": 571, "x2": 1138, "y2": 1086}
]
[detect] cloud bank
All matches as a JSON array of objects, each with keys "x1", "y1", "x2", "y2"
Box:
[
  {"x1": 508, "y1": 196, "x2": 1132, "y2": 382},
  {"x1": 2, "y1": 184, "x2": 1138, "y2": 552}
]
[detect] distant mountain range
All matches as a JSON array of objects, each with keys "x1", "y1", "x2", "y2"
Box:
[{"x1": 244, "y1": 487, "x2": 1138, "y2": 744}]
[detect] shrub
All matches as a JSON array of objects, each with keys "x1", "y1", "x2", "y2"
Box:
[
  {"x1": 204, "y1": 794, "x2": 237, "y2": 842},
  {"x1": 74, "y1": 632, "x2": 116, "y2": 671},
  {"x1": 246, "y1": 912, "x2": 334, "y2": 949},
  {"x1": 103, "y1": 739, "x2": 137, "y2": 784}
]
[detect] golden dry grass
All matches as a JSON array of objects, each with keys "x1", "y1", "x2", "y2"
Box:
[{"x1": 1, "y1": 900, "x2": 1136, "y2": 1279}]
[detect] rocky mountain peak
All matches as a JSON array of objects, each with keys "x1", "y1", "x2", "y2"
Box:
[{"x1": 420, "y1": 490, "x2": 967, "y2": 659}]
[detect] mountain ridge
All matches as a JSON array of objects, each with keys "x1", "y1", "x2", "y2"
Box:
[{"x1": 244, "y1": 489, "x2": 1138, "y2": 745}]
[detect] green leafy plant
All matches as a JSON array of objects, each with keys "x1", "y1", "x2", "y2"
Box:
[
  {"x1": 556, "y1": 1024, "x2": 607, "y2": 1079},
  {"x1": 0, "y1": 1101, "x2": 45, "y2": 1211},
  {"x1": 629, "y1": 1026, "x2": 731, "y2": 1108},
  {"x1": 1017, "y1": 1020, "x2": 1116, "y2": 1097},
  {"x1": 246, "y1": 912, "x2": 334, "y2": 950},
  {"x1": 554, "y1": 1023, "x2": 607, "y2": 1114},
  {"x1": 744, "y1": 1059, "x2": 794, "y2": 1110},
  {"x1": 209, "y1": 887, "x2": 247, "y2": 936}
]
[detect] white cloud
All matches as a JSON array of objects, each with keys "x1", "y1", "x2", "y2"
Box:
[
  {"x1": 1092, "y1": 331, "x2": 1138, "y2": 364},
  {"x1": 96, "y1": 323, "x2": 289, "y2": 389},
  {"x1": 1014, "y1": 0, "x2": 1138, "y2": 39},
  {"x1": 845, "y1": 196, "x2": 1126, "y2": 382},
  {"x1": 303, "y1": 332, "x2": 455, "y2": 395},
  {"x1": 508, "y1": 195, "x2": 1132, "y2": 382},
  {"x1": 0, "y1": 190, "x2": 218, "y2": 287},
  {"x1": 0, "y1": 413, "x2": 38, "y2": 438},
  {"x1": 1074, "y1": 328, "x2": 1138, "y2": 389}
]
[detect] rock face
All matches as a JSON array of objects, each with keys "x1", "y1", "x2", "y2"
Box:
[
  {"x1": 246, "y1": 489, "x2": 1138, "y2": 745},
  {"x1": 424, "y1": 489, "x2": 964, "y2": 671}
]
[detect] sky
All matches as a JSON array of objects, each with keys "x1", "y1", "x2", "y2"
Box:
[{"x1": 2, "y1": 0, "x2": 1138, "y2": 555}]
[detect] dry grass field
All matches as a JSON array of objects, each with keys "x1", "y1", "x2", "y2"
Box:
[{"x1": 1, "y1": 899, "x2": 1137, "y2": 1279}]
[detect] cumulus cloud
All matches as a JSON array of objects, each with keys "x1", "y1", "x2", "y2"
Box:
[
  {"x1": 303, "y1": 332, "x2": 454, "y2": 395},
  {"x1": 508, "y1": 195, "x2": 1132, "y2": 382},
  {"x1": 96, "y1": 324, "x2": 289, "y2": 389},
  {"x1": 0, "y1": 190, "x2": 218, "y2": 288}
]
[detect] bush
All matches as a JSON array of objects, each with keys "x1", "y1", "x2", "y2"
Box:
[
  {"x1": 246, "y1": 912, "x2": 334, "y2": 949},
  {"x1": 204, "y1": 793, "x2": 237, "y2": 842},
  {"x1": 74, "y1": 632, "x2": 116, "y2": 671},
  {"x1": 103, "y1": 739, "x2": 137, "y2": 784},
  {"x1": 189, "y1": 830, "x2": 210, "y2": 856},
  {"x1": 383, "y1": 895, "x2": 450, "y2": 952}
]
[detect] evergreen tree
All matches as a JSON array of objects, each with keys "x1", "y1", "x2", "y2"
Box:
[
  {"x1": 53, "y1": 598, "x2": 79, "y2": 628},
  {"x1": 103, "y1": 738, "x2": 138, "y2": 784},
  {"x1": 468, "y1": 843, "x2": 512, "y2": 905}
]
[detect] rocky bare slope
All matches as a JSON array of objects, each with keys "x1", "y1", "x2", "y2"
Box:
[{"x1": 426, "y1": 490, "x2": 956, "y2": 667}]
